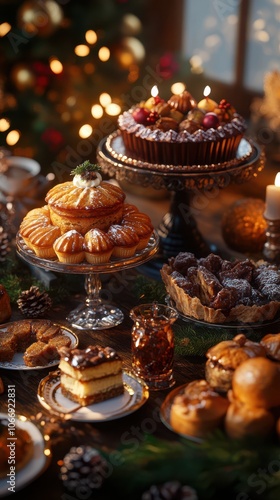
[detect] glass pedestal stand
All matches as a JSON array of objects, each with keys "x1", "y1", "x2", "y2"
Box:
[
  {"x1": 66, "y1": 273, "x2": 125, "y2": 329},
  {"x1": 16, "y1": 232, "x2": 159, "y2": 330},
  {"x1": 97, "y1": 132, "x2": 265, "y2": 259}
]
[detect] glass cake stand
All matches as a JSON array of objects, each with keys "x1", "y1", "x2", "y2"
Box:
[
  {"x1": 16, "y1": 232, "x2": 159, "y2": 330},
  {"x1": 97, "y1": 131, "x2": 265, "y2": 259}
]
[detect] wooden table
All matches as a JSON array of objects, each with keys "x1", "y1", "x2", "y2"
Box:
[
  {"x1": 1, "y1": 167, "x2": 279, "y2": 499},
  {"x1": 0, "y1": 264, "x2": 208, "y2": 500}
]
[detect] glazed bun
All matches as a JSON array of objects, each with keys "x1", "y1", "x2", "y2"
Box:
[
  {"x1": 170, "y1": 379, "x2": 229, "y2": 438},
  {"x1": 225, "y1": 401, "x2": 275, "y2": 439},
  {"x1": 231, "y1": 357, "x2": 280, "y2": 409},
  {"x1": 205, "y1": 334, "x2": 266, "y2": 393},
  {"x1": 260, "y1": 333, "x2": 280, "y2": 361}
]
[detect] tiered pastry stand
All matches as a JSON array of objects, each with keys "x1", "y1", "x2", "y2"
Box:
[
  {"x1": 97, "y1": 132, "x2": 265, "y2": 260},
  {"x1": 16, "y1": 232, "x2": 159, "y2": 330}
]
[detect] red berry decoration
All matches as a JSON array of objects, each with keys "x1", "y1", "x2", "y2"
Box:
[
  {"x1": 147, "y1": 111, "x2": 160, "y2": 124},
  {"x1": 132, "y1": 107, "x2": 150, "y2": 125},
  {"x1": 154, "y1": 96, "x2": 163, "y2": 105},
  {"x1": 202, "y1": 112, "x2": 220, "y2": 129},
  {"x1": 218, "y1": 98, "x2": 232, "y2": 110}
]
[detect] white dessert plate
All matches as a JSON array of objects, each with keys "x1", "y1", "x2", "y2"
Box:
[
  {"x1": 160, "y1": 384, "x2": 203, "y2": 444},
  {"x1": 0, "y1": 322, "x2": 78, "y2": 370},
  {"x1": 0, "y1": 413, "x2": 50, "y2": 497},
  {"x1": 37, "y1": 370, "x2": 149, "y2": 422}
]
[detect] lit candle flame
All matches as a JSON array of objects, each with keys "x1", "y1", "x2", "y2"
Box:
[
  {"x1": 275, "y1": 172, "x2": 280, "y2": 187},
  {"x1": 203, "y1": 85, "x2": 211, "y2": 98},
  {"x1": 151, "y1": 85, "x2": 159, "y2": 98}
]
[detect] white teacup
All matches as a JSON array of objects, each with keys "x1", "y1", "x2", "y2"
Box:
[{"x1": 0, "y1": 156, "x2": 41, "y2": 197}]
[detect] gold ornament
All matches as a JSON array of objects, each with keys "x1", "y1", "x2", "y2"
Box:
[
  {"x1": 222, "y1": 198, "x2": 268, "y2": 253},
  {"x1": 115, "y1": 37, "x2": 145, "y2": 68},
  {"x1": 121, "y1": 14, "x2": 142, "y2": 36},
  {"x1": 17, "y1": 0, "x2": 63, "y2": 37}
]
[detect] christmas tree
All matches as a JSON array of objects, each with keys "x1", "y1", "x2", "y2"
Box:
[{"x1": 0, "y1": 0, "x2": 171, "y2": 177}]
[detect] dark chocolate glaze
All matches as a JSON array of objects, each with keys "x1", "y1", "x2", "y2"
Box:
[{"x1": 58, "y1": 345, "x2": 122, "y2": 369}]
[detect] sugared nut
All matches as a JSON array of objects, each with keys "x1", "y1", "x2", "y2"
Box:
[{"x1": 0, "y1": 377, "x2": 4, "y2": 394}]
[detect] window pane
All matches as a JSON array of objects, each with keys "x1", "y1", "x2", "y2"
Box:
[
  {"x1": 245, "y1": 0, "x2": 280, "y2": 91},
  {"x1": 182, "y1": 0, "x2": 239, "y2": 83}
]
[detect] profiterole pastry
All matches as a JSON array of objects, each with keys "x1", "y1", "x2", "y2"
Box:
[
  {"x1": 84, "y1": 228, "x2": 114, "y2": 264},
  {"x1": 224, "y1": 400, "x2": 275, "y2": 440},
  {"x1": 231, "y1": 357, "x2": 280, "y2": 409},
  {"x1": 260, "y1": 332, "x2": 280, "y2": 361},
  {"x1": 205, "y1": 333, "x2": 266, "y2": 392},
  {"x1": 170, "y1": 379, "x2": 229, "y2": 438},
  {"x1": 45, "y1": 161, "x2": 125, "y2": 235},
  {"x1": 58, "y1": 345, "x2": 124, "y2": 405},
  {"x1": 53, "y1": 230, "x2": 85, "y2": 263}
]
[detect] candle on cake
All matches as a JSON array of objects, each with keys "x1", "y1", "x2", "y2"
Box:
[
  {"x1": 144, "y1": 85, "x2": 162, "y2": 109},
  {"x1": 264, "y1": 172, "x2": 280, "y2": 220},
  {"x1": 197, "y1": 86, "x2": 218, "y2": 112}
]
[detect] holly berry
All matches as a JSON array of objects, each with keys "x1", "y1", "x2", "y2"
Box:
[
  {"x1": 147, "y1": 111, "x2": 160, "y2": 124},
  {"x1": 132, "y1": 107, "x2": 150, "y2": 124},
  {"x1": 154, "y1": 96, "x2": 163, "y2": 105},
  {"x1": 202, "y1": 112, "x2": 219, "y2": 129},
  {"x1": 218, "y1": 99, "x2": 232, "y2": 110}
]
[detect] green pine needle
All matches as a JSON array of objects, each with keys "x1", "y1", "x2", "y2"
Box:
[
  {"x1": 70, "y1": 160, "x2": 101, "y2": 176},
  {"x1": 133, "y1": 275, "x2": 167, "y2": 303}
]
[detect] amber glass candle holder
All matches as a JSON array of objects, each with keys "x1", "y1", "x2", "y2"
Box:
[{"x1": 130, "y1": 302, "x2": 178, "y2": 390}]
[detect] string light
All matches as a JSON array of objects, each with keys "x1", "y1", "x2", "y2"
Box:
[
  {"x1": 91, "y1": 104, "x2": 103, "y2": 119},
  {"x1": 98, "y1": 46, "x2": 110, "y2": 61},
  {"x1": 85, "y1": 30, "x2": 97, "y2": 44},
  {"x1": 0, "y1": 118, "x2": 10, "y2": 132},
  {"x1": 0, "y1": 22, "x2": 11, "y2": 36},
  {"x1": 171, "y1": 82, "x2": 186, "y2": 95},
  {"x1": 6, "y1": 130, "x2": 20, "y2": 146},
  {"x1": 74, "y1": 45, "x2": 90, "y2": 57},
  {"x1": 105, "y1": 103, "x2": 121, "y2": 116},
  {"x1": 79, "y1": 124, "x2": 92, "y2": 138},
  {"x1": 49, "y1": 57, "x2": 63, "y2": 74},
  {"x1": 99, "y1": 93, "x2": 111, "y2": 107}
]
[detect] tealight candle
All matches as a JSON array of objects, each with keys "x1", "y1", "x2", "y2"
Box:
[
  {"x1": 264, "y1": 172, "x2": 280, "y2": 220},
  {"x1": 144, "y1": 85, "x2": 162, "y2": 109},
  {"x1": 197, "y1": 86, "x2": 218, "y2": 112}
]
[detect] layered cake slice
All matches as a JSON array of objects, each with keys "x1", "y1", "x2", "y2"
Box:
[{"x1": 58, "y1": 345, "x2": 124, "y2": 406}]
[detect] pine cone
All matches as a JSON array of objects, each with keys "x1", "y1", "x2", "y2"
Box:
[
  {"x1": 17, "y1": 286, "x2": 52, "y2": 318},
  {"x1": 0, "y1": 227, "x2": 10, "y2": 262},
  {"x1": 59, "y1": 445, "x2": 109, "y2": 494},
  {"x1": 142, "y1": 481, "x2": 198, "y2": 500}
]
